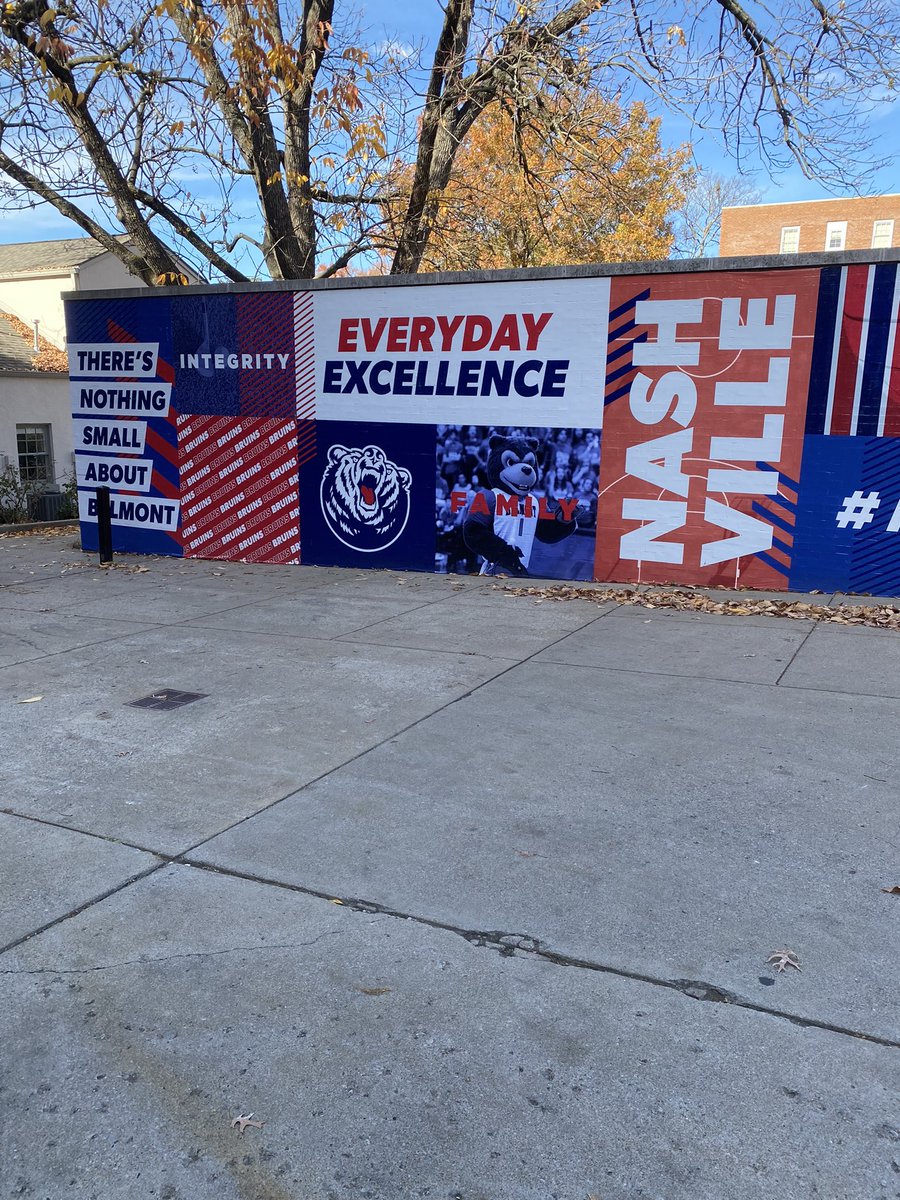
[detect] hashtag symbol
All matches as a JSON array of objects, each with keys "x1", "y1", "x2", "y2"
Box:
[{"x1": 835, "y1": 490, "x2": 881, "y2": 530}]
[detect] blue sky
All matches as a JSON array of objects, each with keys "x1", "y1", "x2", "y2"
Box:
[
  {"x1": 2, "y1": 0, "x2": 897, "y2": 249},
  {"x1": 373, "y1": 0, "x2": 900, "y2": 204},
  {"x1": 350, "y1": 0, "x2": 900, "y2": 205}
]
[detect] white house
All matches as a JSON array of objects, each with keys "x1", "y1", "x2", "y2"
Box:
[{"x1": 0, "y1": 237, "x2": 148, "y2": 512}]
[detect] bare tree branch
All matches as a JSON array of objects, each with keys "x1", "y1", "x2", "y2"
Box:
[
  {"x1": 0, "y1": 131, "x2": 153, "y2": 275},
  {"x1": 0, "y1": 0, "x2": 895, "y2": 283},
  {"x1": 132, "y1": 188, "x2": 251, "y2": 281}
]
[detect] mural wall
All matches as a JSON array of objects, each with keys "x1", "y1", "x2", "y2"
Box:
[{"x1": 66, "y1": 260, "x2": 900, "y2": 595}]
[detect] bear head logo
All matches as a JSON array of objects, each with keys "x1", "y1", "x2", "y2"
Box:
[{"x1": 320, "y1": 443, "x2": 412, "y2": 552}]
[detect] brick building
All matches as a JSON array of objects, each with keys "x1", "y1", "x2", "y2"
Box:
[{"x1": 719, "y1": 195, "x2": 900, "y2": 258}]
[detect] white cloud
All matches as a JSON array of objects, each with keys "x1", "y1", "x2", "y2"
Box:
[{"x1": 376, "y1": 38, "x2": 415, "y2": 59}]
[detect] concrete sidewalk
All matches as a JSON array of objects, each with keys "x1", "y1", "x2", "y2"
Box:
[{"x1": 1, "y1": 529, "x2": 897, "y2": 1200}]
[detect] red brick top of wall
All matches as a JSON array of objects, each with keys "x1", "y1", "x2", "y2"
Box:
[{"x1": 719, "y1": 196, "x2": 900, "y2": 257}]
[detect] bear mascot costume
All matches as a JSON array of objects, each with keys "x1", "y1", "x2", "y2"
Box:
[{"x1": 462, "y1": 433, "x2": 582, "y2": 576}]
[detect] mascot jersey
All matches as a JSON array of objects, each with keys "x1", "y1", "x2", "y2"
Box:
[{"x1": 480, "y1": 489, "x2": 537, "y2": 575}]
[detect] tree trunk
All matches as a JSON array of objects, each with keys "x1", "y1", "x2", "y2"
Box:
[{"x1": 390, "y1": 0, "x2": 475, "y2": 275}]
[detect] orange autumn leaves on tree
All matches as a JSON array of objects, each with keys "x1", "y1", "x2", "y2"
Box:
[{"x1": 391, "y1": 97, "x2": 691, "y2": 272}]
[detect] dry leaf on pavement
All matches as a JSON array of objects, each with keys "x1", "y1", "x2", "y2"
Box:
[
  {"x1": 16, "y1": 696, "x2": 43, "y2": 703},
  {"x1": 231, "y1": 1113, "x2": 264, "y2": 1135},
  {"x1": 881, "y1": 886, "x2": 900, "y2": 895},
  {"x1": 767, "y1": 949, "x2": 802, "y2": 973}
]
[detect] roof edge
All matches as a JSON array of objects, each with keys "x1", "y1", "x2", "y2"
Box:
[
  {"x1": 0, "y1": 268, "x2": 76, "y2": 282},
  {"x1": 722, "y1": 195, "x2": 900, "y2": 213},
  {"x1": 0, "y1": 368, "x2": 68, "y2": 378}
]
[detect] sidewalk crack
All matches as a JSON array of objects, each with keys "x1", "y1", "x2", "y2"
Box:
[
  {"x1": 182, "y1": 858, "x2": 900, "y2": 1053},
  {"x1": 0, "y1": 930, "x2": 343, "y2": 976}
]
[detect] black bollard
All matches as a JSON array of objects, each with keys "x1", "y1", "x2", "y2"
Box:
[{"x1": 96, "y1": 486, "x2": 113, "y2": 565}]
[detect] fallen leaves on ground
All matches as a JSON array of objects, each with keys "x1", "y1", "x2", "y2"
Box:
[
  {"x1": 0, "y1": 524, "x2": 79, "y2": 539},
  {"x1": 95, "y1": 562, "x2": 153, "y2": 573},
  {"x1": 231, "y1": 1113, "x2": 264, "y2": 1135},
  {"x1": 359, "y1": 986, "x2": 392, "y2": 996},
  {"x1": 881, "y1": 886, "x2": 900, "y2": 895},
  {"x1": 497, "y1": 584, "x2": 900, "y2": 631},
  {"x1": 767, "y1": 949, "x2": 802, "y2": 973},
  {"x1": 16, "y1": 696, "x2": 43, "y2": 704}
]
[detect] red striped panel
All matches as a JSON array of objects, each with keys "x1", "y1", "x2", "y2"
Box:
[
  {"x1": 296, "y1": 418, "x2": 316, "y2": 468},
  {"x1": 293, "y1": 293, "x2": 316, "y2": 421},
  {"x1": 236, "y1": 294, "x2": 295, "y2": 418},
  {"x1": 177, "y1": 414, "x2": 300, "y2": 563}
]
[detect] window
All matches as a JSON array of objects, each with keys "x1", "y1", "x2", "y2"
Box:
[
  {"x1": 872, "y1": 219, "x2": 894, "y2": 249},
  {"x1": 780, "y1": 226, "x2": 800, "y2": 254},
  {"x1": 16, "y1": 424, "x2": 53, "y2": 482},
  {"x1": 825, "y1": 221, "x2": 847, "y2": 251}
]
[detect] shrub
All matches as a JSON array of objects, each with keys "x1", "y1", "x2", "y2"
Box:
[
  {"x1": 58, "y1": 467, "x2": 79, "y2": 519},
  {"x1": 0, "y1": 464, "x2": 44, "y2": 524}
]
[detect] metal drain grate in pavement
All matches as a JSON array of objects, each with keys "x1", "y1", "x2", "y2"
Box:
[{"x1": 127, "y1": 689, "x2": 208, "y2": 711}]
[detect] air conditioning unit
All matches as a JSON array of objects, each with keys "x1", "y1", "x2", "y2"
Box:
[{"x1": 29, "y1": 492, "x2": 67, "y2": 521}]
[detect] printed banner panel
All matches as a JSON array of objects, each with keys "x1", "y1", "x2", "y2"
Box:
[
  {"x1": 298, "y1": 421, "x2": 436, "y2": 570},
  {"x1": 789, "y1": 435, "x2": 900, "y2": 595},
  {"x1": 66, "y1": 296, "x2": 182, "y2": 557},
  {"x1": 595, "y1": 270, "x2": 819, "y2": 590},
  {"x1": 436, "y1": 425, "x2": 599, "y2": 580},
  {"x1": 171, "y1": 293, "x2": 298, "y2": 419},
  {"x1": 313, "y1": 277, "x2": 609, "y2": 429},
  {"x1": 177, "y1": 415, "x2": 300, "y2": 563},
  {"x1": 76, "y1": 454, "x2": 155, "y2": 493},
  {"x1": 805, "y1": 264, "x2": 900, "y2": 437},
  {"x1": 77, "y1": 491, "x2": 180, "y2": 532},
  {"x1": 64, "y1": 261, "x2": 900, "y2": 594}
]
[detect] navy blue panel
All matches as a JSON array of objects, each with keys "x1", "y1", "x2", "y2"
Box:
[
  {"x1": 856, "y1": 263, "x2": 897, "y2": 436},
  {"x1": 299, "y1": 422, "x2": 436, "y2": 570},
  {"x1": 65, "y1": 296, "x2": 174, "y2": 366},
  {"x1": 66, "y1": 295, "x2": 182, "y2": 558},
  {"x1": 171, "y1": 294, "x2": 239, "y2": 414},
  {"x1": 805, "y1": 268, "x2": 842, "y2": 435},
  {"x1": 790, "y1": 434, "x2": 900, "y2": 595},
  {"x1": 78, "y1": 519, "x2": 182, "y2": 558},
  {"x1": 850, "y1": 437, "x2": 900, "y2": 593}
]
